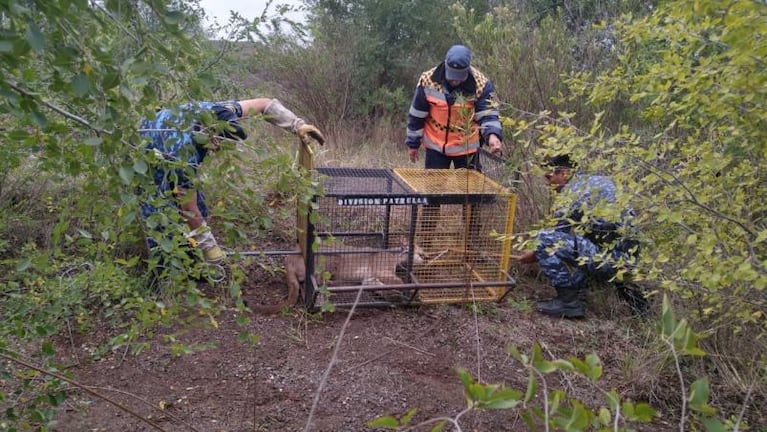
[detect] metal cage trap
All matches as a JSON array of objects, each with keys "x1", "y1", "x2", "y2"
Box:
[{"x1": 294, "y1": 146, "x2": 518, "y2": 311}]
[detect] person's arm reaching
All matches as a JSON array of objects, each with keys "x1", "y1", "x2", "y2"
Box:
[{"x1": 406, "y1": 85, "x2": 428, "y2": 163}]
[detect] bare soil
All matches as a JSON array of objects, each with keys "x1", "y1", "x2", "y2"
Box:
[{"x1": 49, "y1": 245, "x2": 673, "y2": 432}]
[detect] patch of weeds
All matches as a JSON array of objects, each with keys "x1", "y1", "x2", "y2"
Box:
[
  {"x1": 286, "y1": 309, "x2": 324, "y2": 346},
  {"x1": 465, "y1": 302, "x2": 499, "y2": 317},
  {"x1": 505, "y1": 296, "x2": 533, "y2": 314}
]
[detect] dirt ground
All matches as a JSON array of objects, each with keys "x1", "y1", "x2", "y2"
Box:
[{"x1": 47, "y1": 245, "x2": 676, "y2": 432}]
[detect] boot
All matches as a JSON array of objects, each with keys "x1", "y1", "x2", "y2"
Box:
[
  {"x1": 535, "y1": 287, "x2": 585, "y2": 318},
  {"x1": 186, "y1": 222, "x2": 225, "y2": 263}
]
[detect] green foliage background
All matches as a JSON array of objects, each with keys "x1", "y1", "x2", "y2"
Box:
[{"x1": 1, "y1": 0, "x2": 765, "y2": 429}]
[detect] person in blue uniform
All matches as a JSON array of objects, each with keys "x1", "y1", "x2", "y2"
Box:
[
  {"x1": 514, "y1": 154, "x2": 646, "y2": 318},
  {"x1": 139, "y1": 98, "x2": 324, "y2": 263}
]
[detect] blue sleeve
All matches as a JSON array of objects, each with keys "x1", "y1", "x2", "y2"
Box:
[
  {"x1": 474, "y1": 80, "x2": 503, "y2": 141},
  {"x1": 406, "y1": 85, "x2": 429, "y2": 149}
]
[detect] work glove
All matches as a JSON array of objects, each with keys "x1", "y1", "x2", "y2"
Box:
[
  {"x1": 186, "y1": 222, "x2": 224, "y2": 263},
  {"x1": 297, "y1": 124, "x2": 325, "y2": 146},
  {"x1": 264, "y1": 99, "x2": 325, "y2": 145}
]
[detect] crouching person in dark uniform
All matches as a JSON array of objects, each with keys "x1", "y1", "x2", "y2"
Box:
[{"x1": 514, "y1": 154, "x2": 647, "y2": 318}]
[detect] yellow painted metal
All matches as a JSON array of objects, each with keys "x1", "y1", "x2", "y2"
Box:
[
  {"x1": 393, "y1": 168, "x2": 511, "y2": 196},
  {"x1": 388, "y1": 168, "x2": 517, "y2": 304},
  {"x1": 499, "y1": 194, "x2": 517, "y2": 282}
]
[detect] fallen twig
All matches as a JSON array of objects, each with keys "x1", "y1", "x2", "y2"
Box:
[{"x1": 383, "y1": 336, "x2": 436, "y2": 357}]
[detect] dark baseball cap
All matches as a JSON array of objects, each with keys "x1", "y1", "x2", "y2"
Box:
[
  {"x1": 444, "y1": 45, "x2": 471, "y2": 82},
  {"x1": 542, "y1": 154, "x2": 576, "y2": 169}
]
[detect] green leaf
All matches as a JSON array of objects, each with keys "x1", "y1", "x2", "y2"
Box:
[
  {"x1": 78, "y1": 229, "x2": 93, "y2": 239},
  {"x1": 661, "y1": 295, "x2": 675, "y2": 337},
  {"x1": 479, "y1": 388, "x2": 523, "y2": 410},
  {"x1": 71, "y1": 73, "x2": 90, "y2": 96},
  {"x1": 507, "y1": 344, "x2": 523, "y2": 363},
  {"x1": 102, "y1": 72, "x2": 121, "y2": 90},
  {"x1": 688, "y1": 378, "x2": 717, "y2": 414},
  {"x1": 551, "y1": 359, "x2": 574, "y2": 372},
  {"x1": 0, "y1": 40, "x2": 12, "y2": 53},
  {"x1": 633, "y1": 402, "x2": 657, "y2": 421},
  {"x1": 401, "y1": 407, "x2": 418, "y2": 424},
  {"x1": 237, "y1": 332, "x2": 259, "y2": 345},
  {"x1": 160, "y1": 238, "x2": 174, "y2": 253},
  {"x1": 119, "y1": 165, "x2": 134, "y2": 184},
  {"x1": 229, "y1": 283, "x2": 241, "y2": 299},
  {"x1": 531, "y1": 343, "x2": 556, "y2": 373},
  {"x1": 524, "y1": 372, "x2": 538, "y2": 403},
  {"x1": 430, "y1": 421, "x2": 446, "y2": 432},
  {"x1": 598, "y1": 407, "x2": 611, "y2": 425},
  {"x1": 456, "y1": 368, "x2": 473, "y2": 390},
  {"x1": 570, "y1": 357, "x2": 588, "y2": 375},
  {"x1": 563, "y1": 400, "x2": 590, "y2": 430},
  {"x1": 605, "y1": 390, "x2": 620, "y2": 411},
  {"x1": 48, "y1": 390, "x2": 67, "y2": 407},
  {"x1": 25, "y1": 23, "x2": 45, "y2": 51},
  {"x1": 584, "y1": 353, "x2": 603, "y2": 380},
  {"x1": 133, "y1": 159, "x2": 148, "y2": 174},
  {"x1": 467, "y1": 383, "x2": 487, "y2": 402},
  {"x1": 41, "y1": 341, "x2": 54, "y2": 356},
  {"x1": 163, "y1": 10, "x2": 184, "y2": 25},
  {"x1": 367, "y1": 416, "x2": 399, "y2": 429},
  {"x1": 120, "y1": 211, "x2": 136, "y2": 225},
  {"x1": 84, "y1": 137, "x2": 102, "y2": 146},
  {"x1": 31, "y1": 110, "x2": 47, "y2": 128},
  {"x1": 16, "y1": 258, "x2": 31, "y2": 272},
  {"x1": 701, "y1": 417, "x2": 726, "y2": 432}
]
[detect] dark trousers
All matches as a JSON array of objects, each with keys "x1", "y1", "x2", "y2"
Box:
[{"x1": 424, "y1": 149, "x2": 481, "y2": 171}]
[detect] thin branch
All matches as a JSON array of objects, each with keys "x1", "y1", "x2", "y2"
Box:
[
  {"x1": 303, "y1": 288, "x2": 363, "y2": 432},
  {"x1": 382, "y1": 336, "x2": 436, "y2": 357},
  {"x1": 0, "y1": 350, "x2": 168, "y2": 432},
  {"x1": 732, "y1": 379, "x2": 755, "y2": 432},
  {"x1": 91, "y1": 1, "x2": 141, "y2": 44},
  {"x1": 402, "y1": 409, "x2": 468, "y2": 432},
  {"x1": 339, "y1": 349, "x2": 396, "y2": 374},
  {"x1": 664, "y1": 338, "x2": 687, "y2": 432},
  {"x1": 3, "y1": 79, "x2": 140, "y2": 151},
  {"x1": 84, "y1": 386, "x2": 204, "y2": 432}
]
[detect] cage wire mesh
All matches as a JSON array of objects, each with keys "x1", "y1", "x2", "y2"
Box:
[
  {"x1": 479, "y1": 148, "x2": 521, "y2": 190},
  {"x1": 300, "y1": 162, "x2": 517, "y2": 310}
]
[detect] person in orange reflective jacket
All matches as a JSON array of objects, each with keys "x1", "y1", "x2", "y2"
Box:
[{"x1": 406, "y1": 44, "x2": 503, "y2": 170}]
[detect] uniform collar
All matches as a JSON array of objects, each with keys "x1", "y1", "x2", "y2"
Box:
[{"x1": 432, "y1": 63, "x2": 477, "y2": 94}]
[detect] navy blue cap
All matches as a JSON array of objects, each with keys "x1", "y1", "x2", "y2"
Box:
[{"x1": 444, "y1": 45, "x2": 472, "y2": 82}]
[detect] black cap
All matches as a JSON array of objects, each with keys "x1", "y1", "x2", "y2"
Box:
[{"x1": 542, "y1": 154, "x2": 576, "y2": 169}]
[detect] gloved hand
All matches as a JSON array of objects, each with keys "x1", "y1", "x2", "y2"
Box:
[
  {"x1": 186, "y1": 222, "x2": 224, "y2": 263},
  {"x1": 297, "y1": 124, "x2": 325, "y2": 146}
]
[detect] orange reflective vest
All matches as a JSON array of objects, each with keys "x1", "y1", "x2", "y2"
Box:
[{"x1": 419, "y1": 66, "x2": 490, "y2": 156}]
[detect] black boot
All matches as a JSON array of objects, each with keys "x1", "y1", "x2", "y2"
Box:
[{"x1": 535, "y1": 288, "x2": 585, "y2": 318}]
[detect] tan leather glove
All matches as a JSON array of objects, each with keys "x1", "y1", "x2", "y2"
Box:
[
  {"x1": 297, "y1": 124, "x2": 325, "y2": 145},
  {"x1": 264, "y1": 99, "x2": 325, "y2": 145}
]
